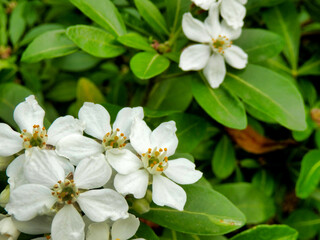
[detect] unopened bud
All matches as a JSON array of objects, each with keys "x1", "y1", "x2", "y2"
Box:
[
  {"x1": 132, "y1": 199, "x2": 150, "y2": 214},
  {"x1": 0, "y1": 156, "x2": 14, "y2": 171},
  {"x1": 0, "y1": 186, "x2": 10, "y2": 207}
]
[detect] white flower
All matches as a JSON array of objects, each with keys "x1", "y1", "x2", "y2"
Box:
[
  {"x1": 107, "y1": 118, "x2": 203, "y2": 211},
  {"x1": 179, "y1": 5, "x2": 248, "y2": 88},
  {"x1": 56, "y1": 102, "x2": 144, "y2": 165},
  {"x1": 86, "y1": 214, "x2": 145, "y2": 240},
  {"x1": 5, "y1": 150, "x2": 128, "y2": 240},
  {"x1": 191, "y1": 0, "x2": 247, "y2": 29},
  {"x1": 0, "y1": 215, "x2": 20, "y2": 240}
]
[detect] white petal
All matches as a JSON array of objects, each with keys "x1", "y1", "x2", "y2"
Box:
[
  {"x1": 203, "y1": 53, "x2": 226, "y2": 88},
  {"x1": 51, "y1": 205, "x2": 84, "y2": 240},
  {"x1": 13, "y1": 95, "x2": 45, "y2": 133},
  {"x1": 107, "y1": 149, "x2": 142, "y2": 175},
  {"x1": 47, "y1": 116, "x2": 84, "y2": 146},
  {"x1": 0, "y1": 123, "x2": 23, "y2": 157},
  {"x1": 56, "y1": 134, "x2": 104, "y2": 165},
  {"x1": 220, "y1": 20, "x2": 242, "y2": 40},
  {"x1": 86, "y1": 222, "x2": 110, "y2": 240},
  {"x1": 24, "y1": 149, "x2": 65, "y2": 188},
  {"x1": 7, "y1": 155, "x2": 27, "y2": 189},
  {"x1": 152, "y1": 175, "x2": 186, "y2": 211},
  {"x1": 179, "y1": 44, "x2": 211, "y2": 71},
  {"x1": 237, "y1": 0, "x2": 247, "y2": 4},
  {"x1": 5, "y1": 184, "x2": 55, "y2": 221},
  {"x1": 111, "y1": 214, "x2": 140, "y2": 240},
  {"x1": 113, "y1": 107, "x2": 144, "y2": 137},
  {"x1": 114, "y1": 170, "x2": 149, "y2": 199},
  {"x1": 224, "y1": 45, "x2": 248, "y2": 69},
  {"x1": 182, "y1": 13, "x2": 211, "y2": 43},
  {"x1": 164, "y1": 158, "x2": 203, "y2": 184},
  {"x1": 77, "y1": 189, "x2": 129, "y2": 222},
  {"x1": 0, "y1": 216, "x2": 20, "y2": 240},
  {"x1": 130, "y1": 118, "x2": 151, "y2": 155},
  {"x1": 74, "y1": 154, "x2": 111, "y2": 189},
  {"x1": 150, "y1": 121, "x2": 178, "y2": 157},
  {"x1": 221, "y1": 0, "x2": 246, "y2": 29},
  {"x1": 204, "y1": 2, "x2": 221, "y2": 38},
  {"x1": 78, "y1": 102, "x2": 111, "y2": 140},
  {"x1": 12, "y1": 215, "x2": 53, "y2": 235},
  {"x1": 192, "y1": 0, "x2": 215, "y2": 10}
]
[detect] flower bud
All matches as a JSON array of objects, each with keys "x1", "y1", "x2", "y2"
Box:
[
  {"x1": 0, "y1": 215, "x2": 20, "y2": 240},
  {"x1": 132, "y1": 198, "x2": 150, "y2": 215},
  {"x1": 0, "y1": 186, "x2": 10, "y2": 208}
]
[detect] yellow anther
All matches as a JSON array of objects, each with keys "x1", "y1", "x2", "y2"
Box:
[
  {"x1": 120, "y1": 133, "x2": 124, "y2": 137},
  {"x1": 148, "y1": 148, "x2": 152, "y2": 153},
  {"x1": 116, "y1": 128, "x2": 120, "y2": 131},
  {"x1": 164, "y1": 148, "x2": 167, "y2": 151},
  {"x1": 150, "y1": 163, "x2": 154, "y2": 168},
  {"x1": 153, "y1": 161, "x2": 157, "y2": 165},
  {"x1": 159, "y1": 148, "x2": 163, "y2": 152},
  {"x1": 148, "y1": 155, "x2": 151, "y2": 158}
]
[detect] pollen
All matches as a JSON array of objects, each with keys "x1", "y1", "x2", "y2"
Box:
[
  {"x1": 20, "y1": 125, "x2": 48, "y2": 149},
  {"x1": 211, "y1": 35, "x2": 232, "y2": 54},
  {"x1": 141, "y1": 147, "x2": 169, "y2": 175},
  {"x1": 102, "y1": 128, "x2": 128, "y2": 150}
]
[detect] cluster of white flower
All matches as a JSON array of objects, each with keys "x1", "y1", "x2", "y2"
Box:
[
  {"x1": 180, "y1": 0, "x2": 248, "y2": 88},
  {"x1": 0, "y1": 95, "x2": 202, "y2": 240}
]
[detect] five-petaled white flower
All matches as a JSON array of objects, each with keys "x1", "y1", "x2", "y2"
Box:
[
  {"x1": 86, "y1": 213, "x2": 145, "y2": 240},
  {"x1": 179, "y1": 5, "x2": 248, "y2": 88},
  {"x1": 56, "y1": 102, "x2": 144, "y2": 165},
  {"x1": 6, "y1": 149, "x2": 128, "y2": 240},
  {"x1": 107, "y1": 118, "x2": 202, "y2": 211}
]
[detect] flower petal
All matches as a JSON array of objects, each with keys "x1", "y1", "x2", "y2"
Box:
[
  {"x1": 150, "y1": 121, "x2": 178, "y2": 157},
  {"x1": 7, "y1": 155, "x2": 27, "y2": 189},
  {"x1": 77, "y1": 189, "x2": 128, "y2": 222},
  {"x1": 221, "y1": 0, "x2": 246, "y2": 29},
  {"x1": 224, "y1": 45, "x2": 248, "y2": 69},
  {"x1": 164, "y1": 158, "x2": 203, "y2": 184},
  {"x1": 51, "y1": 205, "x2": 85, "y2": 240},
  {"x1": 203, "y1": 53, "x2": 226, "y2": 88},
  {"x1": 204, "y1": 2, "x2": 221, "y2": 39},
  {"x1": 220, "y1": 20, "x2": 242, "y2": 40},
  {"x1": 13, "y1": 95, "x2": 45, "y2": 133},
  {"x1": 107, "y1": 149, "x2": 142, "y2": 175},
  {"x1": 12, "y1": 215, "x2": 53, "y2": 235},
  {"x1": 111, "y1": 213, "x2": 140, "y2": 240},
  {"x1": 5, "y1": 184, "x2": 55, "y2": 221},
  {"x1": 182, "y1": 13, "x2": 211, "y2": 43},
  {"x1": 130, "y1": 118, "x2": 151, "y2": 155},
  {"x1": 179, "y1": 44, "x2": 211, "y2": 71},
  {"x1": 74, "y1": 154, "x2": 111, "y2": 189},
  {"x1": 86, "y1": 222, "x2": 110, "y2": 240},
  {"x1": 192, "y1": 0, "x2": 214, "y2": 10},
  {"x1": 47, "y1": 116, "x2": 84, "y2": 146},
  {"x1": 56, "y1": 134, "x2": 104, "y2": 165},
  {"x1": 152, "y1": 175, "x2": 186, "y2": 211},
  {"x1": 0, "y1": 216, "x2": 20, "y2": 240},
  {"x1": 24, "y1": 149, "x2": 65, "y2": 188},
  {"x1": 78, "y1": 102, "x2": 111, "y2": 140},
  {"x1": 113, "y1": 107, "x2": 144, "y2": 138},
  {"x1": 0, "y1": 123, "x2": 23, "y2": 157},
  {"x1": 114, "y1": 170, "x2": 149, "y2": 199}
]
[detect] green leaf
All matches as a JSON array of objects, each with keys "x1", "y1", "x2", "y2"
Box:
[
  {"x1": 117, "y1": 32, "x2": 155, "y2": 52},
  {"x1": 246, "y1": 0, "x2": 287, "y2": 15},
  {"x1": 262, "y1": 2, "x2": 300, "y2": 70},
  {"x1": 191, "y1": 75, "x2": 247, "y2": 130},
  {"x1": 146, "y1": 76, "x2": 192, "y2": 112},
  {"x1": 252, "y1": 170, "x2": 275, "y2": 197},
  {"x1": 240, "y1": 159, "x2": 260, "y2": 169},
  {"x1": 234, "y1": 29, "x2": 284, "y2": 63},
  {"x1": 66, "y1": 25, "x2": 126, "y2": 58},
  {"x1": 134, "y1": 0, "x2": 169, "y2": 36},
  {"x1": 165, "y1": 0, "x2": 190, "y2": 34},
  {"x1": 231, "y1": 225, "x2": 298, "y2": 240},
  {"x1": 162, "y1": 229, "x2": 228, "y2": 240},
  {"x1": 0, "y1": 83, "x2": 33, "y2": 129},
  {"x1": 141, "y1": 184, "x2": 246, "y2": 235},
  {"x1": 212, "y1": 135, "x2": 236, "y2": 179},
  {"x1": 214, "y1": 183, "x2": 276, "y2": 224},
  {"x1": 296, "y1": 150, "x2": 320, "y2": 199},
  {"x1": 9, "y1": 1, "x2": 27, "y2": 46},
  {"x1": 130, "y1": 52, "x2": 170, "y2": 79},
  {"x1": 21, "y1": 30, "x2": 78, "y2": 63},
  {"x1": 135, "y1": 222, "x2": 159, "y2": 240},
  {"x1": 69, "y1": 0, "x2": 126, "y2": 36},
  {"x1": 77, "y1": 77, "x2": 106, "y2": 104},
  {"x1": 46, "y1": 80, "x2": 77, "y2": 102},
  {"x1": 298, "y1": 55, "x2": 320, "y2": 76},
  {"x1": 224, "y1": 64, "x2": 306, "y2": 131},
  {"x1": 285, "y1": 209, "x2": 320, "y2": 240},
  {"x1": 0, "y1": 5, "x2": 8, "y2": 46}
]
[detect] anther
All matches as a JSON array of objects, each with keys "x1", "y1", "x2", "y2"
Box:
[
  {"x1": 116, "y1": 128, "x2": 120, "y2": 131},
  {"x1": 120, "y1": 133, "x2": 124, "y2": 136},
  {"x1": 148, "y1": 148, "x2": 152, "y2": 153},
  {"x1": 164, "y1": 148, "x2": 167, "y2": 151}
]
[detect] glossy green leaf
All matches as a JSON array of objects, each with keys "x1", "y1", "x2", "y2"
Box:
[
  {"x1": 46, "y1": 80, "x2": 77, "y2": 102},
  {"x1": 296, "y1": 150, "x2": 320, "y2": 198},
  {"x1": 0, "y1": 5, "x2": 8, "y2": 46},
  {"x1": 69, "y1": 0, "x2": 126, "y2": 36},
  {"x1": 165, "y1": 0, "x2": 190, "y2": 34},
  {"x1": 245, "y1": 104, "x2": 277, "y2": 124},
  {"x1": 134, "y1": 0, "x2": 169, "y2": 36},
  {"x1": 117, "y1": 32, "x2": 155, "y2": 52},
  {"x1": 240, "y1": 159, "x2": 260, "y2": 169},
  {"x1": 66, "y1": 25, "x2": 125, "y2": 58},
  {"x1": 141, "y1": 184, "x2": 246, "y2": 235},
  {"x1": 9, "y1": 1, "x2": 26, "y2": 46},
  {"x1": 77, "y1": 78, "x2": 106, "y2": 104},
  {"x1": 298, "y1": 55, "x2": 320, "y2": 76},
  {"x1": 224, "y1": 64, "x2": 306, "y2": 131},
  {"x1": 246, "y1": 0, "x2": 287, "y2": 15},
  {"x1": 262, "y1": 2, "x2": 300, "y2": 70},
  {"x1": 130, "y1": 52, "x2": 170, "y2": 79},
  {"x1": 212, "y1": 135, "x2": 236, "y2": 179},
  {"x1": 214, "y1": 183, "x2": 276, "y2": 224},
  {"x1": 231, "y1": 225, "x2": 298, "y2": 240},
  {"x1": 252, "y1": 170, "x2": 275, "y2": 197},
  {"x1": 21, "y1": 30, "x2": 78, "y2": 63},
  {"x1": 192, "y1": 75, "x2": 247, "y2": 130},
  {"x1": 135, "y1": 222, "x2": 159, "y2": 240},
  {"x1": 162, "y1": 229, "x2": 227, "y2": 240},
  {"x1": 234, "y1": 29, "x2": 284, "y2": 63}
]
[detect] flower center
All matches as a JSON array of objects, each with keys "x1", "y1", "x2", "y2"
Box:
[
  {"x1": 102, "y1": 128, "x2": 127, "y2": 150},
  {"x1": 20, "y1": 125, "x2": 48, "y2": 149},
  {"x1": 51, "y1": 177, "x2": 79, "y2": 207},
  {"x1": 141, "y1": 148, "x2": 168, "y2": 175},
  {"x1": 212, "y1": 35, "x2": 232, "y2": 54}
]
